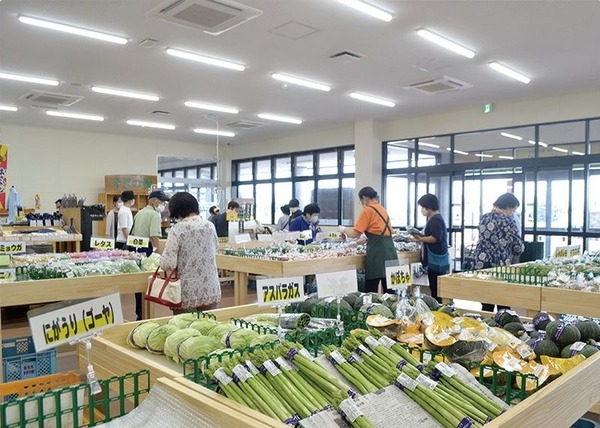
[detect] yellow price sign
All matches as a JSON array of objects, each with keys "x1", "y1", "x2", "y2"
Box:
[
  {"x1": 127, "y1": 235, "x2": 149, "y2": 248},
  {"x1": 386, "y1": 264, "x2": 412, "y2": 289},
  {"x1": 90, "y1": 237, "x2": 115, "y2": 250},
  {"x1": 0, "y1": 241, "x2": 26, "y2": 254},
  {"x1": 0, "y1": 268, "x2": 16, "y2": 283},
  {"x1": 553, "y1": 246, "x2": 569, "y2": 258},
  {"x1": 257, "y1": 276, "x2": 305, "y2": 306}
]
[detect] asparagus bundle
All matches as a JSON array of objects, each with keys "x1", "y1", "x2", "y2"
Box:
[{"x1": 322, "y1": 345, "x2": 379, "y2": 394}]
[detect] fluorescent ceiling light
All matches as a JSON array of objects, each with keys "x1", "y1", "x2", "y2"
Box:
[
  {"x1": 551, "y1": 147, "x2": 569, "y2": 153},
  {"x1": 166, "y1": 48, "x2": 245, "y2": 71},
  {"x1": 419, "y1": 142, "x2": 440, "y2": 149},
  {"x1": 92, "y1": 86, "x2": 159, "y2": 101},
  {"x1": 528, "y1": 140, "x2": 548, "y2": 148},
  {"x1": 185, "y1": 101, "x2": 238, "y2": 114},
  {"x1": 19, "y1": 15, "x2": 127, "y2": 45},
  {"x1": 46, "y1": 111, "x2": 104, "y2": 121},
  {"x1": 500, "y1": 132, "x2": 523, "y2": 141},
  {"x1": 349, "y1": 92, "x2": 395, "y2": 107},
  {"x1": 257, "y1": 113, "x2": 302, "y2": 124},
  {"x1": 416, "y1": 28, "x2": 475, "y2": 58},
  {"x1": 0, "y1": 71, "x2": 58, "y2": 86},
  {"x1": 475, "y1": 153, "x2": 493, "y2": 158},
  {"x1": 572, "y1": 151, "x2": 585, "y2": 156},
  {"x1": 126, "y1": 120, "x2": 174, "y2": 130},
  {"x1": 454, "y1": 150, "x2": 469, "y2": 156},
  {"x1": 336, "y1": 0, "x2": 393, "y2": 22},
  {"x1": 0, "y1": 105, "x2": 18, "y2": 112},
  {"x1": 271, "y1": 73, "x2": 331, "y2": 92},
  {"x1": 498, "y1": 155, "x2": 514, "y2": 160},
  {"x1": 193, "y1": 128, "x2": 235, "y2": 137},
  {"x1": 489, "y1": 61, "x2": 531, "y2": 84}
]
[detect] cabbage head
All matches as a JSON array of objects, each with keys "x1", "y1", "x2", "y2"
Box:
[
  {"x1": 207, "y1": 323, "x2": 237, "y2": 340},
  {"x1": 249, "y1": 334, "x2": 279, "y2": 347},
  {"x1": 168, "y1": 313, "x2": 200, "y2": 329},
  {"x1": 188, "y1": 318, "x2": 218, "y2": 335},
  {"x1": 141, "y1": 253, "x2": 161, "y2": 271},
  {"x1": 164, "y1": 328, "x2": 201, "y2": 362},
  {"x1": 359, "y1": 303, "x2": 394, "y2": 319},
  {"x1": 176, "y1": 335, "x2": 221, "y2": 363},
  {"x1": 221, "y1": 328, "x2": 260, "y2": 349},
  {"x1": 146, "y1": 324, "x2": 179, "y2": 354},
  {"x1": 127, "y1": 321, "x2": 160, "y2": 349}
]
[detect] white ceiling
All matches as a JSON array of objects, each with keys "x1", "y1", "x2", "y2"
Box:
[{"x1": 0, "y1": 0, "x2": 599, "y2": 146}]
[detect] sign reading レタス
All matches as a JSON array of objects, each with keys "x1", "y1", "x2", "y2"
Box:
[
  {"x1": 257, "y1": 276, "x2": 305, "y2": 306},
  {"x1": 0, "y1": 241, "x2": 26, "y2": 254},
  {"x1": 127, "y1": 235, "x2": 149, "y2": 248},
  {"x1": 90, "y1": 237, "x2": 115, "y2": 250},
  {"x1": 233, "y1": 233, "x2": 252, "y2": 244},
  {"x1": 386, "y1": 264, "x2": 412, "y2": 290},
  {"x1": 316, "y1": 269, "x2": 358, "y2": 298},
  {"x1": 29, "y1": 293, "x2": 124, "y2": 352}
]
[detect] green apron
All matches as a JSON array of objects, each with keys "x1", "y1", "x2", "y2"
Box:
[{"x1": 364, "y1": 206, "x2": 397, "y2": 280}]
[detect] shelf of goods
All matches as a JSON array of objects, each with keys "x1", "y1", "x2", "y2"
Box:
[
  {"x1": 217, "y1": 250, "x2": 421, "y2": 306},
  {"x1": 0, "y1": 271, "x2": 150, "y2": 382},
  {"x1": 1, "y1": 225, "x2": 82, "y2": 253},
  {"x1": 80, "y1": 303, "x2": 600, "y2": 428}
]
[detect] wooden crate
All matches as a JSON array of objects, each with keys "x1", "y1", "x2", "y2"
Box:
[
  {"x1": 438, "y1": 275, "x2": 542, "y2": 311},
  {"x1": 541, "y1": 287, "x2": 600, "y2": 319}
]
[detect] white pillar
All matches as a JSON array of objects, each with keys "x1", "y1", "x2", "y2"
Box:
[{"x1": 353, "y1": 119, "x2": 383, "y2": 220}]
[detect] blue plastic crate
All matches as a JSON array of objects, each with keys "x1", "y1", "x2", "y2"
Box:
[{"x1": 2, "y1": 336, "x2": 57, "y2": 383}]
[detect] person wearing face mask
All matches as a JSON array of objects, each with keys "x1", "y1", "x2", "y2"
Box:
[
  {"x1": 339, "y1": 187, "x2": 397, "y2": 293},
  {"x1": 289, "y1": 198, "x2": 302, "y2": 220},
  {"x1": 289, "y1": 203, "x2": 321, "y2": 244},
  {"x1": 116, "y1": 190, "x2": 135, "y2": 250},
  {"x1": 410, "y1": 194, "x2": 449, "y2": 303},
  {"x1": 105, "y1": 195, "x2": 122, "y2": 239}
]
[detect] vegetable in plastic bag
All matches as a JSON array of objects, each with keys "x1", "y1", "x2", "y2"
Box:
[
  {"x1": 221, "y1": 328, "x2": 260, "y2": 349},
  {"x1": 168, "y1": 313, "x2": 201, "y2": 329},
  {"x1": 141, "y1": 253, "x2": 161, "y2": 271},
  {"x1": 358, "y1": 303, "x2": 393, "y2": 319},
  {"x1": 188, "y1": 318, "x2": 218, "y2": 335},
  {"x1": 164, "y1": 328, "x2": 201, "y2": 362},
  {"x1": 256, "y1": 313, "x2": 311, "y2": 330},
  {"x1": 442, "y1": 340, "x2": 488, "y2": 365},
  {"x1": 176, "y1": 335, "x2": 221, "y2": 363},
  {"x1": 146, "y1": 324, "x2": 179, "y2": 354},
  {"x1": 413, "y1": 286, "x2": 434, "y2": 326},
  {"x1": 207, "y1": 323, "x2": 238, "y2": 340}
]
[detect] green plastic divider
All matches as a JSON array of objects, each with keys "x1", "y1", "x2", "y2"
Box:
[
  {"x1": 0, "y1": 370, "x2": 150, "y2": 428},
  {"x1": 467, "y1": 362, "x2": 540, "y2": 404}
]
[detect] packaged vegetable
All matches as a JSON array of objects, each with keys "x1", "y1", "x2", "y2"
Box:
[
  {"x1": 164, "y1": 328, "x2": 201, "y2": 362},
  {"x1": 176, "y1": 335, "x2": 221, "y2": 363},
  {"x1": 127, "y1": 321, "x2": 160, "y2": 349},
  {"x1": 146, "y1": 324, "x2": 179, "y2": 354}
]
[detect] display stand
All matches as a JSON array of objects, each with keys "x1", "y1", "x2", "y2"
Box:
[{"x1": 1, "y1": 225, "x2": 82, "y2": 253}]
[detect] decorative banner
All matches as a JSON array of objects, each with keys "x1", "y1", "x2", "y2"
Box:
[
  {"x1": 316, "y1": 269, "x2": 358, "y2": 298},
  {"x1": 553, "y1": 246, "x2": 569, "y2": 258},
  {"x1": 386, "y1": 264, "x2": 412, "y2": 290},
  {"x1": 90, "y1": 236, "x2": 115, "y2": 250},
  {"x1": 0, "y1": 267, "x2": 16, "y2": 283},
  {"x1": 105, "y1": 175, "x2": 156, "y2": 195},
  {"x1": 257, "y1": 234, "x2": 273, "y2": 242},
  {"x1": 568, "y1": 245, "x2": 582, "y2": 257},
  {"x1": 233, "y1": 233, "x2": 252, "y2": 244},
  {"x1": 127, "y1": 235, "x2": 149, "y2": 248},
  {"x1": 0, "y1": 144, "x2": 7, "y2": 209},
  {"x1": 29, "y1": 293, "x2": 124, "y2": 352},
  {"x1": 0, "y1": 241, "x2": 26, "y2": 254},
  {"x1": 257, "y1": 276, "x2": 305, "y2": 306}
]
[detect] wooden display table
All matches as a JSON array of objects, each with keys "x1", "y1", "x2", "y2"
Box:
[
  {"x1": 81, "y1": 303, "x2": 600, "y2": 427},
  {"x1": 541, "y1": 287, "x2": 600, "y2": 320},
  {"x1": 438, "y1": 274, "x2": 542, "y2": 314},
  {"x1": 1, "y1": 225, "x2": 82, "y2": 252},
  {"x1": 0, "y1": 271, "x2": 149, "y2": 382}
]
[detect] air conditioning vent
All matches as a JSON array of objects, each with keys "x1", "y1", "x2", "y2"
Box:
[
  {"x1": 147, "y1": 0, "x2": 262, "y2": 35},
  {"x1": 404, "y1": 76, "x2": 472, "y2": 95},
  {"x1": 20, "y1": 90, "x2": 83, "y2": 107},
  {"x1": 225, "y1": 120, "x2": 267, "y2": 129}
]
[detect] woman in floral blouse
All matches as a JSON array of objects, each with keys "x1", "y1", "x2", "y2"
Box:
[
  {"x1": 473, "y1": 193, "x2": 524, "y2": 312},
  {"x1": 160, "y1": 192, "x2": 221, "y2": 313}
]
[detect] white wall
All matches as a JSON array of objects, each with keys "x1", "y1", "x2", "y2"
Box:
[{"x1": 1, "y1": 124, "x2": 216, "y2": 213}]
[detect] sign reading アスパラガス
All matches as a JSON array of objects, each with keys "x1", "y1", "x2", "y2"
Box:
[
  {"x1": 257, "y1": 276, "x2": 304, "y2": 306},
  {"x1": 29, "y1": 293, "x2": 123, "y2": 352}
]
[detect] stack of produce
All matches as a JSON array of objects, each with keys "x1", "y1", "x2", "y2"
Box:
[
  {"x1": 219, "y1": 242, "x2": 367, "y2": 261},
  {"x1": 126, "y1": 313, "x2": 278, "y2": 365}
]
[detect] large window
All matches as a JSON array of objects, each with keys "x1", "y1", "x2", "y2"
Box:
[
  {"x1": 383, "y1": 117, "x2": 600, "y2": 268},
  {"x1": 232, "y1": 146, "x2": 355, "y2": 225},
  {"x1": 158, "y1": 163, "x2": 217, "y2": 219}
]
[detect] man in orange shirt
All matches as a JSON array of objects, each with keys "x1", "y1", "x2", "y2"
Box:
[{"x1": 340, "y1": 187, "x2": 397, "y2": 293}]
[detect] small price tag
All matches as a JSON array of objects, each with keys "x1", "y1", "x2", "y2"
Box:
[
  {"x1": 275, "y1": 357, "x2": 296, "y2": 371},
  {"x1": 214, "y1": 368, "x2": 232, "y2": 386},
  {"x1": 339, "y1": 398, "x2": 363, "y2": 423},
  {"x1": 330, "y1": 350, "x2": 346, "y2": 365},
  {"x1": 396, "y1": 373, "x2": 418, "y2": 391},
  {"x1": 90, "y1": 237, "x2": 115, "y2": 250},
  {"x1": 386, "y1": 264, "x2": 412, "y2": 290},
  {"x1": 0, "y1": 241, "x2": 26, "y2": 254},
  {"x1": 328, "y1": 231, "x2": 341, "y2": 239},
  {"x1": 350, "y1": 352, "x2": 364, "y2": 364},
  {"x1": 257, "y1": 276, "x2": 305, "y2": 306},
  {"x1": 378, "y1": 335, "x2": 396, "y2": 349},
  {"x1": 357, "y1": 344, "x2": 374, "y2": 356},
  {"x1": 435, "y1": 332, "x2": 451, "y2": 342},
  {"x1": 232, "y1": 364, "x2": 253, "y2": 382},
  {"x1": 517, "y1": 344, "x2": 533, "y2": 359},
  {"x1": 569, "y1": 245, "x2": 582, "y2": 257},
  {"x1": 127, "y1": 235, "x2": 149, "y2": 248},
  {"x1": 364, "y1": 336, "x2": 380, "y2": 348},
  {"x1": 533, "y1": 364, "x2": 544, "y2": 378},
  {"x1": 245, "y1": 360, "x2": 260, "y2": 375},
  {"x1": 263, "y1": 360, "x2": 282, "y2": 376},
  {"x1": 233, "y1": 233, "x2": 252, "y2": 244},
  {"x1": 363, "y1": 294, "x2": 372, "y2": 305},
  {"x1": 416, "y1": 374, "x2": 438, "y2": 391},
  {"x1": 257, "y1": 234, "x2": 273, "y2": 242},
  {"x1": 422, "y1": 353, "x2": 432, "y2": 364},
  {"x1": 435, "y1": 362, "x2": 456, "y2": 378},
  {"x1": 0, "y1": 268, "x2": 16, "y2": 283},
  {"x1": 299, "y1": 348, "x2": 314, "y2": 361},
  {"x1": 507, "y1": 336, "x2": 522, "y2": 349},
  {"x1": 316, "y1": 269, "x2": 358, "y2": 298},
  {"x1": 299, "y1": 230, "x2": 312, "y2": 241},
  {"x1": 570, "y1": 341, "x2": 586, "y2": 352},
  {"x1": 484, "y1": 338, "x2": 498, "y2": 351}
]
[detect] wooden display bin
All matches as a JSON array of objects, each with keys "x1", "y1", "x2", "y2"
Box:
[
  {"x1": 541, "y1": 287, "x2": 600, "y2": 319},
  {"x1": 438, "y1": 274, "x2": 542, "y2": 313}
]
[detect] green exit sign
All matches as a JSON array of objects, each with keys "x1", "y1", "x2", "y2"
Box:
[{"x1": 483, "y1": 103, "x2": 493, "y2": 113}]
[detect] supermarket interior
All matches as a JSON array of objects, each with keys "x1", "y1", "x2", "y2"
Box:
[{"x1": 1, "y1": 0, "x2": 600, "y2": 427}]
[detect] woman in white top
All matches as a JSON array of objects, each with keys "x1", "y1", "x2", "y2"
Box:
[
  {"x1": 275, "y1": 204, "x2": 291, "y2": 231},
  {"x1": 160, "y1": 192, "x2": 221, "y2": 313},
  {"x1": 105, "y1": 195, "x2": 121, "y2": 239}
]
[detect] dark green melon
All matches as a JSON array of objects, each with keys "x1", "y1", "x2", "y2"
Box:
[
  {"x1": 503, "y1": 322, "x2": 526, "y2": 337},
  {"x1": 546, "y1": 322, "x2": 581, "y2": 347},
  {"x1": 495, "y1": 309, "x2": 521, "y2": 327},
  {"x1": 420, "y1": 295, "x2": 441, "y2": 311},
  {"x1": 530, "y1": 339, "x2": 560, "y2": 358},
  {"x1": 576, "y1": 320, "x2": 600, "y2": 342},
  {"x1": 532, "y1": 311, "x2": 554, "y2": 331},
  {"x1": 560, "y1": 342, "x2": 599, "y2": 358}
]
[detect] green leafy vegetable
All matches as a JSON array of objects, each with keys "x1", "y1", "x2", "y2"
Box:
[{"x1": 146, "y1": 324, "x2": 179, "y2": 354}]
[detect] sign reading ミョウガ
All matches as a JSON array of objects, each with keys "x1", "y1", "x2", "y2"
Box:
[
  {"x1": 257, "y1": 276, "x2": 305, "y2": 306},
  {"x1": 0, "y1": 241, "x2": 26, "y2": 254},
  {"x1": 29, "y1": 293, "x2": 123, "y2": 352}
]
